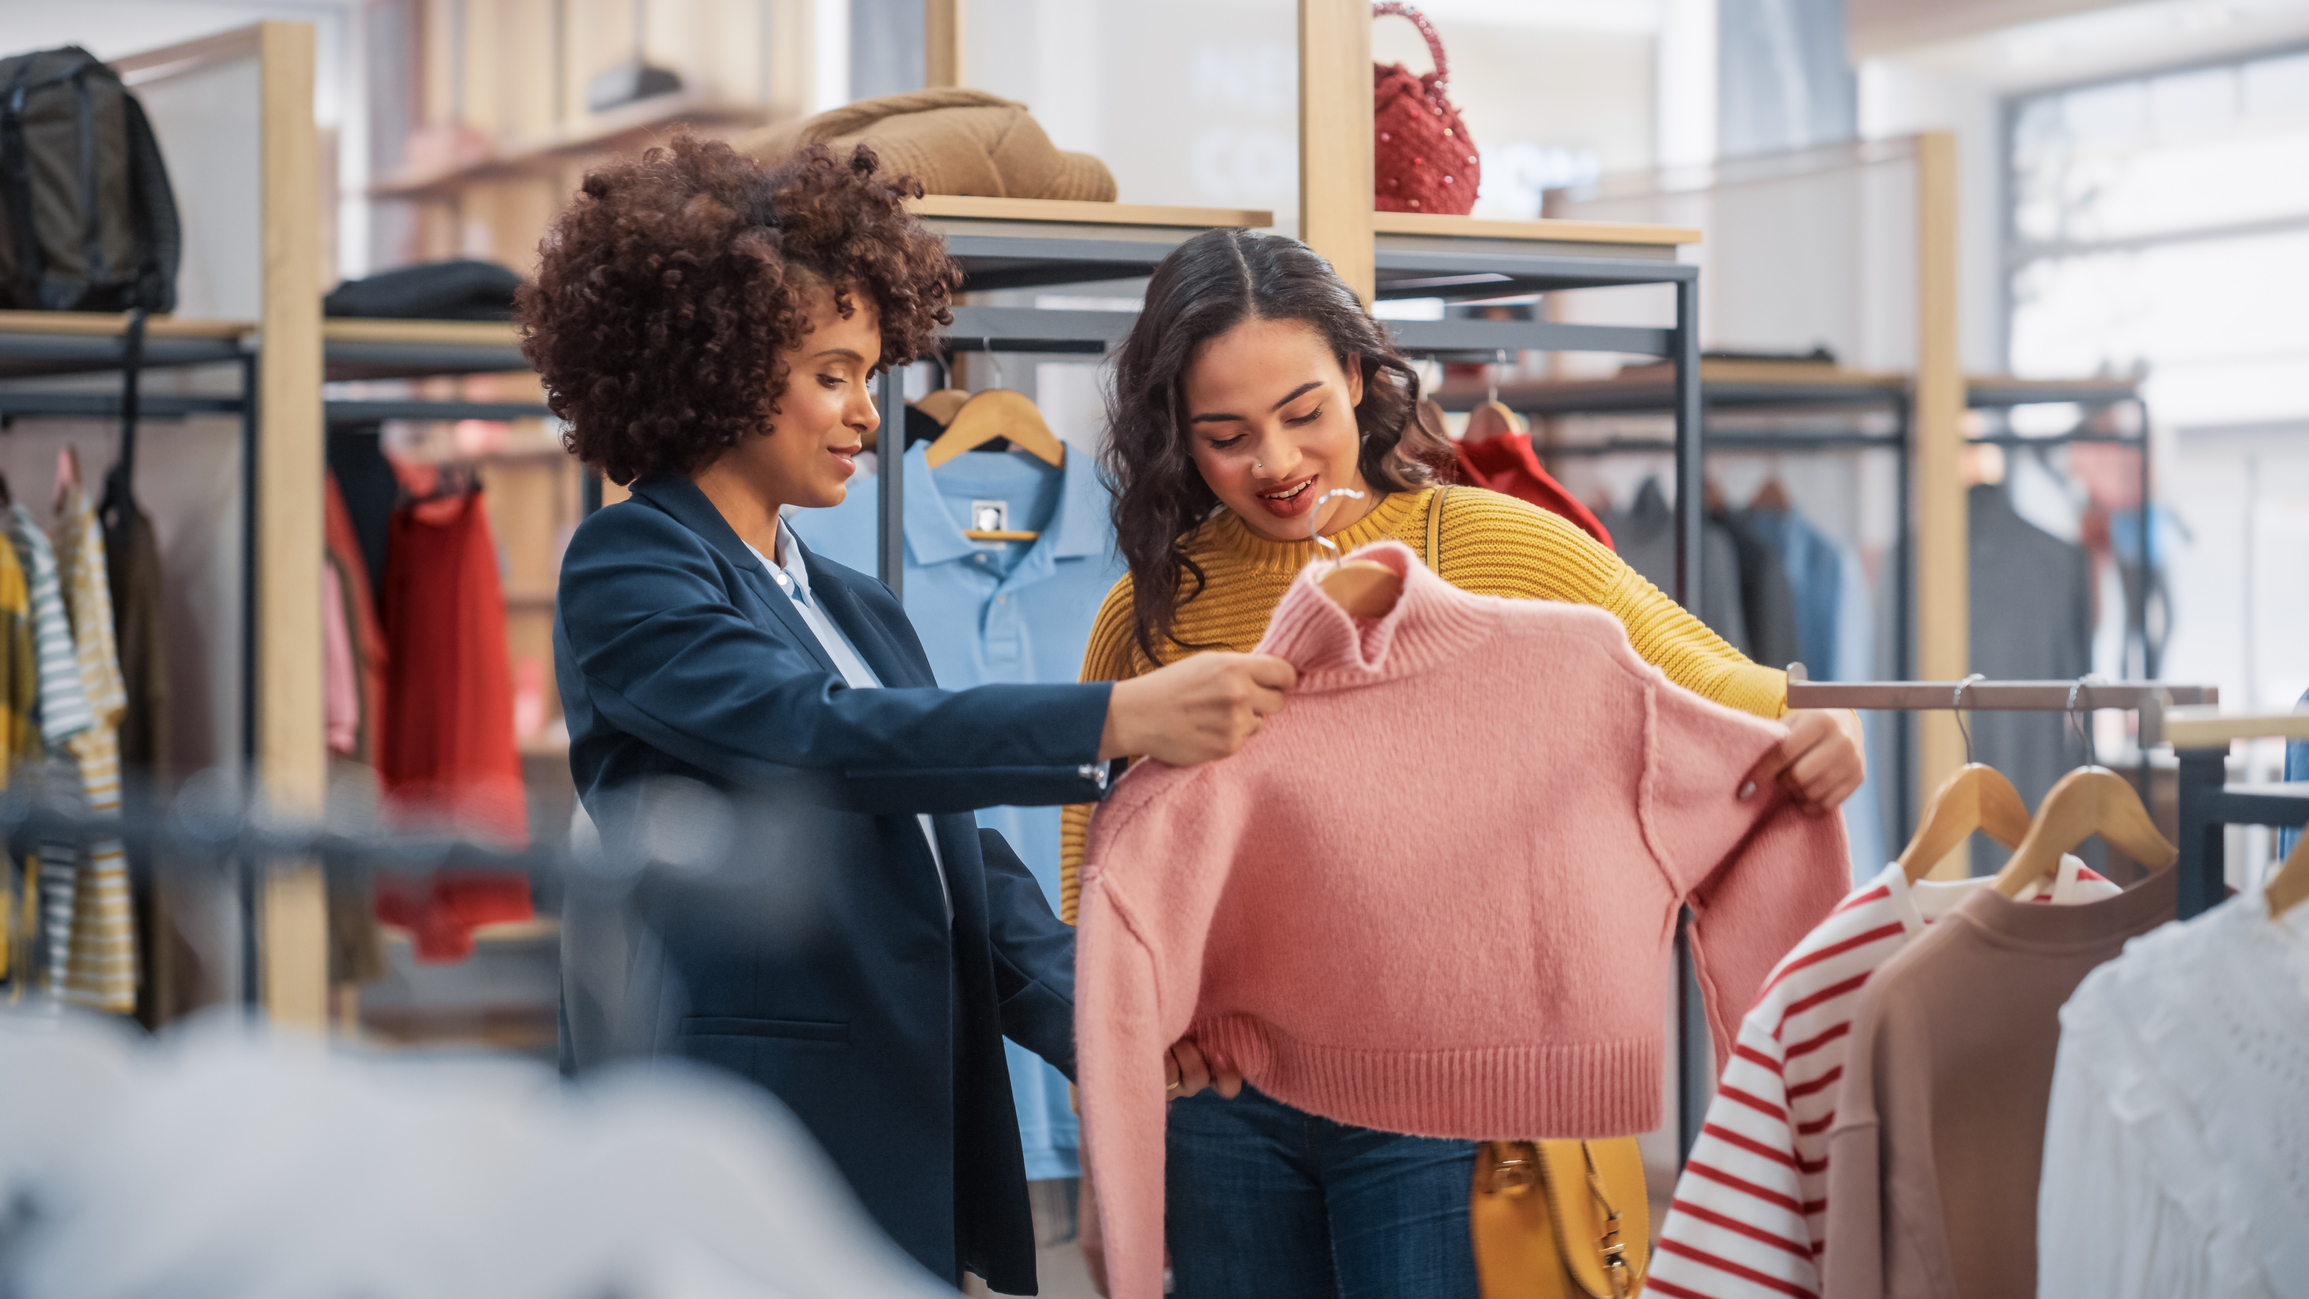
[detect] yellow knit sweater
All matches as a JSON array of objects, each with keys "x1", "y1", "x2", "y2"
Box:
[{"x1": 1057, "y1": 485, "x2": 1788, "y2": 922}]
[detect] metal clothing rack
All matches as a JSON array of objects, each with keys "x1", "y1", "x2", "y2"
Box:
[
  {"x1": 0, "y1": 312, "x2": 262, "y2": 763},
  {"x1": 2168, "y1": 709, "x2": 2309, "y2": 920},
  {"x1": 1448, "y1": 370, "x2": 2157, "y2": 844}
]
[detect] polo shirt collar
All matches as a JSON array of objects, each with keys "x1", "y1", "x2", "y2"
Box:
[{"x1": 898, "y1": 441, "x2": 1105, "y2": 568}]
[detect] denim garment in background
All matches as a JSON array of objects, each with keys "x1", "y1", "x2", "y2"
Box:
[
  {"x1": 1165, "y1": 1084, "x2": 1479, "y2": 1299},
  {"x1": 791, "y1": 441, "x2": 1122, "y2": 1180},
  {"x1": 1745, "y1": 506, "x2": 1887, "y2": 878},
  {"x1": 2284, "y1": 687, "x2": 2309, "y2": 860}
]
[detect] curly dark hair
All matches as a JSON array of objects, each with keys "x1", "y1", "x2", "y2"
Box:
[
  {"x1": 1102, "y1": 229, "x2": 1454, "y2": 663},
  {"x1": 517, "y1": 134, "x2": 959, "y2": 485}
]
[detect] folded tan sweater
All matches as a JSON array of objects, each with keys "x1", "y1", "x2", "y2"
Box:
[{"x1": 735, "y1": 89, "x2": 1115, "y2": 201}]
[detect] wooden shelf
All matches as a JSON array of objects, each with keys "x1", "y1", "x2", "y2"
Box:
[
  {"x1": 0, "y1": 310, "x2": 251, "y2": 339},
  {"x1": 370, "y1": 93, "x2": 773, "y2": 201},
  {"x1": 322, "y1": 318, "x2": 518, "y2": 347},
  {"x1": 907, "y1": 194, "x2": 1273, "y2": 229},
  {"x1": 1373, "y1": 212, "x2": 1701, "y2": 247},
  {"x1": 1614, "y1": 359, "x2": 1908, "y2": 388}
]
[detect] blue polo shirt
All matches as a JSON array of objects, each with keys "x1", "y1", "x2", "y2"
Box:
[{"x1": 790, "y1": 442, "x2": 1122, "y2": 1180}]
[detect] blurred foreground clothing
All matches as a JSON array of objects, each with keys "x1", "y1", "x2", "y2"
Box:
[{"x1": 0, "y1": 1010, "x2": 954, "y2": 1299}]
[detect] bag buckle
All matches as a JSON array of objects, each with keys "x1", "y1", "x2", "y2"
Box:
[
  {"x1": 1599, "y1": 1210, "x2": 1630, "y2": 1299},
  {"x1": 1486, "y1": 1144, "x2": 1539, "y2": 1196}
]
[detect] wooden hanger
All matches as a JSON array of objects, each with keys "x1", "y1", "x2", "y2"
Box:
[
  {"x1": 2267, "y1": 832, "x2": 2309, "y2": 919},
  {"x1": 914, "y1": 387, "x2": 972, "y2": 426},
  {"x1": 1899, "y1": 765, "x2": 2033, "y2": 883},
  {"x1": 1751, "y1": 476, "x2": 1791, "y2": 512},
  {"x1": 926, "y1": 389, "x2": 1065, "y2": 470},
  {"x1": 1303, "y1": 486, "x2": 1402, "y2": 618},
  {"x1": 1898, "y1": 677, "x2": 2032, "y2": 882},
  {"x1": 1992, "y1": 766, "x2": 2176, "y2": 897},
  {"x1": 1464, "y1": 399, "x2": 1525, "y2": 443},
  {"x1": 927, "y1": 389, "x2": 1064, "y2": 543},
  {"x1": 1319, "y1": 561, "x2": 1403, "y2": 618},
  {"x1": 53, "y1": 444, "x2": 82, "y2": 514}
]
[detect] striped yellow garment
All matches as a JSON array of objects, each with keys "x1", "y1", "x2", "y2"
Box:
[
  {"x1": 54, "y1": 485, "x2": 137, "y2": 1013},
  {"x1": 0, "y1": 538, "x2": 29, "y2": 989},
  {"x1": 1056, "y1": 486, "x2": 1789, "y2": 923}
]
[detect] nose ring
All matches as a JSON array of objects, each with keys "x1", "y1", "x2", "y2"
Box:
[{"x1": 1254, "y1": 461, "x2": 1265, "y2": 472}]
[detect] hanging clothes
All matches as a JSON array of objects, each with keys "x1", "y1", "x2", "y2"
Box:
[
  {"x1": 1744, "y1": 504, "x2": 1887, "y2": 876},
  {"x1": 1714, "y1": 506, "x2": 1802, "y2": 673},
  {"x1": 52, "y1": 484, "x2": 137, "y2": 1013},
  {"x1": 327, "y1": 423, "x2": 397, "y2": 615},
  {"x1": 1603, "y1": 477, "x2": 1753, "y2": 656},
  {"x1": 2035, "y1": 888, "x2": 2309, "y2": 1299},
  {"x1": 1968, "y1": 484, "x2": 2094, "y2": 874},
  {"x1": 374, "y1": 488, "x2": 531, "y2": 963},
  {"x1": 11, "y1": 505, "x2": 92, "y2": 1005},
  {"x1": 2283, "y1": 686, "x2": 2308, "y2": 861},
  {"x1": 325, "y1": 475, "x2": 389, "y2": 765},
  {"x1": 1073, "y1": 542, "x2": 1851, "y2": 1299},
  {"x1": 0, "y1": 532, "x2": 33, "y2": 991},
  {"x1": 1820, "y1": 870, "x2": 2177, "y2": 1299},
  {"x1": 1452, "y1": 430, "x2": 1614, "y2": 548},
  {"x1": 1649, "y1": 857, "x2": 2118, "y2": 1299},
  {"x1": 789, "y1": 442, "x2": 1123, "y2": 1182},
  {"x1": 101, "y1": 491, "x2": 167, "y2": 779}
]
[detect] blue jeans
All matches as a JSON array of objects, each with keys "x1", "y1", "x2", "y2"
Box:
[{"x1": 1164, "y1": 1083, "x2": 1479, "y2": 1299}]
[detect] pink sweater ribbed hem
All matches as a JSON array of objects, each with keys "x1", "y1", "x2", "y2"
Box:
[{"x1": 1191, "y1": 1014, "x2": 1665, "y2": 1140}]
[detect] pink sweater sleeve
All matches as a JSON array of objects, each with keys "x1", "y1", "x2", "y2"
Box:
[
  {"x1": 1075, "y1": 765, "x2": 1246, "y2": 1299},
  {"x1": 1638, "y1": 672, "x2": 1852, "y2": 1065}
]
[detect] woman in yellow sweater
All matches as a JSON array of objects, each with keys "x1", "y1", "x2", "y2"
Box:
[{"x1": 1066, "y1": 230, "x2": 1865, "y2": 1297}]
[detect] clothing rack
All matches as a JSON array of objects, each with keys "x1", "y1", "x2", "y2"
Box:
[
  {"x1": 1456, "y1": 370, "x2": 2154, "y2": 836},
  {"x1": 0, "y1": 312, "x2": 262, "y2": 766},
  {"x1": 2167, "y1": 708, "x2": 2309, "y2": 920}
]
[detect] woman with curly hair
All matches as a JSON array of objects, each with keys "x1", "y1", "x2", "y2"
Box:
[
  {"x1": 1065, "y1": 230, "x2": 1866, "y2": 1296},
  {"x1": 530, "y1": 137, "x2": 1278, "y2": 1294}
]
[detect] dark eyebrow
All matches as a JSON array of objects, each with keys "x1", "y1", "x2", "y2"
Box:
[
  {"x1": 812, "y1": 348, "x2": 867, "y2": 363},
  {"x1": 1188, "y1": 380, "x2": 1325, "y2": 425}
]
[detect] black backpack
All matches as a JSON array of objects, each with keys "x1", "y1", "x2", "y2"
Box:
[{"x1": 0, "y1": 45, "x2": 179, "y2": 312}]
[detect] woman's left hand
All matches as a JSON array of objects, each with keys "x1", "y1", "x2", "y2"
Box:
[
  {"x1": 1747, "y1": 709, "x2": 1866, "y2": 816},
  {"x1": 1166, "y1": 1037, "x2": 1243, "y2": 1100}
]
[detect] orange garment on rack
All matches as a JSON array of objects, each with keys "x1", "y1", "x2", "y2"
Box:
[
  {"x1": 374, "y1": 487, "x2": 531, "y2": 962},
  {"x1": 1454, "y1": 430, "x2": 1613, "y2": 550}
]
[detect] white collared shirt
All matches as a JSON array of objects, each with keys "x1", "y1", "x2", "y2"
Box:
[{"x1": 748, "y1": 521, "x2": 952, "y2": 920}]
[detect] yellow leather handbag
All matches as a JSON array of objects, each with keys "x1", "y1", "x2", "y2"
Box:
[{"x1": 1471, "y1": 1139, "x2": 1649, "y2": 1299}]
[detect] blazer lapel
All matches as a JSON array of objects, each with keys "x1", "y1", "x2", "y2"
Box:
[
  {"x1": 798, "y1": 537, "x2": 931, "y2": 689},
  {"x1": 626, "y1": 476, "x2": 843, "y2": 679}
]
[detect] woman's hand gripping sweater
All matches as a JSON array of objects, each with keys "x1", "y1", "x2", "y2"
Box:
[{"x1": 1073, "y1": 541, "x2": 1850, "y2": 1299}]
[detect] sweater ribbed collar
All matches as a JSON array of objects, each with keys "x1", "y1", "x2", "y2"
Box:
[
  {"x1": 1254, "y1": 539, "x2": 1497, "y2": 690},
  {"x1": 1204, "y1": 489, "x2": 1431, "y2": 574}
]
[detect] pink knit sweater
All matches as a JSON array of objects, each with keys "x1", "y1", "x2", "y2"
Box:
[{"x1": 1074, "y1": 541, "x2": 1849, "y2": 1299}]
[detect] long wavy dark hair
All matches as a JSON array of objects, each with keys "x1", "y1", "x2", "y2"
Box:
[{"x1": 1102, "y1": 229, "x2": 1454, "y2": 664}]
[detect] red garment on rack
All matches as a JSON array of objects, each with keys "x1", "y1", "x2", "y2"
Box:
[
  {"x1": 1453, "y1": 432, "x2": 1614, "y2": 550},
  {"x1": 375, "y1": 488, "x2": 531, "y2": 962},
  {"x1": 324, "y1": 476, "x2": 387, "y2": 762}
]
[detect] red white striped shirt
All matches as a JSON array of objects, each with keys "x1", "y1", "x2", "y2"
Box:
[{"x1": 1647, "y1": 858, "x2": 2115, "y2": 1299}]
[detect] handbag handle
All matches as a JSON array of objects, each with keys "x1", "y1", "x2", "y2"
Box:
[{"x1": 1372, "y1": 2, "x2": 1450, "y2": 100}]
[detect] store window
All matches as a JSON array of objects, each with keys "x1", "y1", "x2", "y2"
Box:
[{"x1": 2008, "y1": 48, "x2": 2309, "y2": 722}]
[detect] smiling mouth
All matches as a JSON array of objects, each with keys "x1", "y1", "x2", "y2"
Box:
[{"x1": 1260, "y1": 478, "x2": 1313, "y2": 502}]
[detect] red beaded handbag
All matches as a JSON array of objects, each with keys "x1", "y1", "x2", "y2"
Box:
[{"x1": 1372, "y1": 2, "x2": 1480, "y2": 215}]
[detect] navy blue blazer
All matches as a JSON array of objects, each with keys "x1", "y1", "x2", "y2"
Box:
[{"x1": 553, "y1": 475, "x2": 1110, "y2": 1293}]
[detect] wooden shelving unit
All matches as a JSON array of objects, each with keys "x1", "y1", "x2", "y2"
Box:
[{"x1": 370, "y1": 93, "x2": 772, "y2": 201}]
